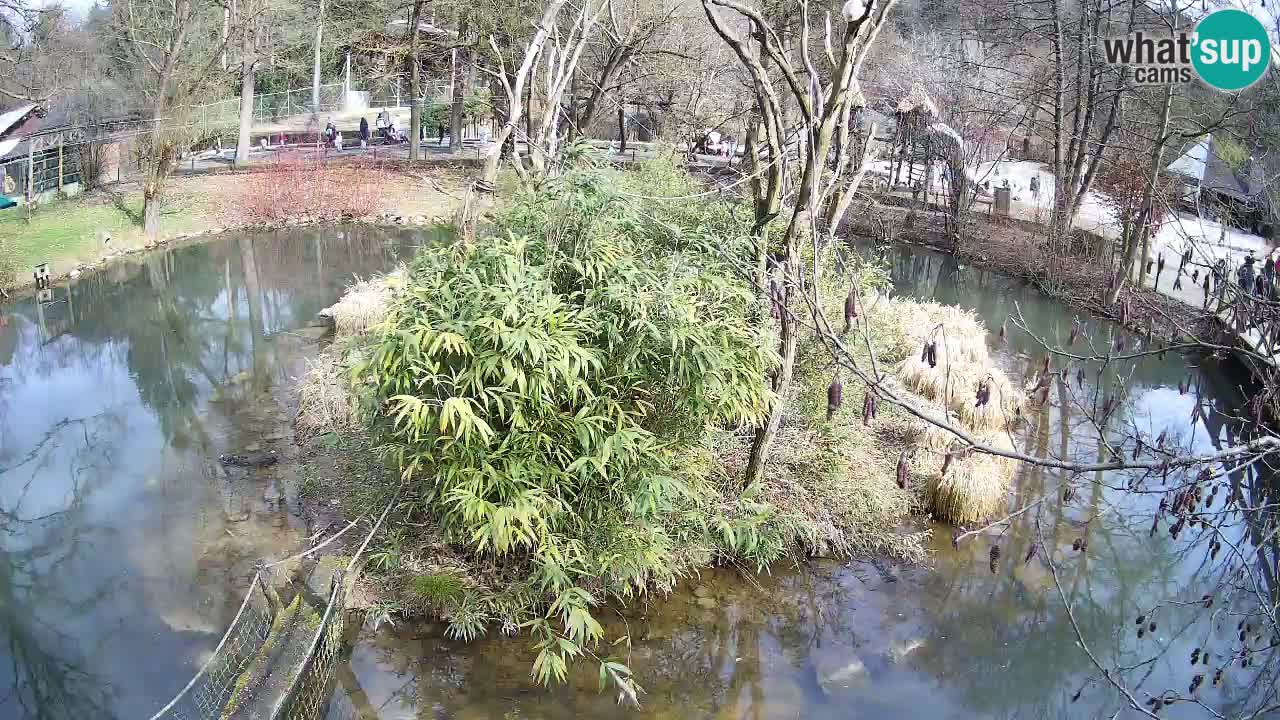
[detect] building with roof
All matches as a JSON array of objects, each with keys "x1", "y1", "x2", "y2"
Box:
[
  {"x1": 0, "y1": 104, "x2": 46, "y2": 207},
  {"x1": 1166, "y1": 134, "x2": 1273, "y2": 237}
]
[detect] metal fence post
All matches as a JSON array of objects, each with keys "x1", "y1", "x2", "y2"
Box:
[{"x1": 26, "y1": 144, "x2": 34, "y2": 220}]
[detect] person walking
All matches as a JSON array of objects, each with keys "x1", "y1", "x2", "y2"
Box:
[
  {"x1": 1154, "y1": 253, "x2": 1165, "y2": 290},
  {"x1": 359, "y1": 116, "x2": 370, "y2": 148},
  {"x1": 1262, "y1": 250, "x2": 1277, "y2": 300},
  {"x1": 1239, "y1": 253, "x2": 1257, "y2": 291},
  {"x1": 1029, "y1": 174, "x2": 1040, "y2": 204}
]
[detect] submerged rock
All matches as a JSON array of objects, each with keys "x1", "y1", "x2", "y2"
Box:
[
  {"x1": 220, "y1": 450, "x2": 279, "y2": 467},
  {"x1": 887, "y1": 637, "x2": 926, "y2": 664},
  {"x1": 696, "y1": 596, "x2": 718, "y2": 610},
  {"x1": 812, "y1": 650, "x2": 871, "y2": 697}
]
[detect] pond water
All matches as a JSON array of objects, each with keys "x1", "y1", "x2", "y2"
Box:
[
  {"x1": 1, "y1": 234, "x2": 1273, "y2": 719},
  {"x1": 327, "y1": 243, "x2": 1277, "y2": 719},
  {"x1": 0, "y1": 225, "x2": 436, "y2": 719}
]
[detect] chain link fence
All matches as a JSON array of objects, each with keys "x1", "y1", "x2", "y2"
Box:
[
  {"x1": 191, "y1": 84, "x2": 346, "y2": 128},
  {"x1": 149, "y1": 574, "x2": 275, "y2": 720},
  {"x1": 272, "y1": 573, "x2": 347, "y2": 720}
]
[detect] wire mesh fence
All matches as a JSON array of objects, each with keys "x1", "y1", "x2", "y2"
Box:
[
  {"x1": 272, "y1": 573, "x2": 347, "y2": 720},
  {"x1": 191, "y1": 84, "x2": 346, "y2": 128},
  {"x1": 148, "y1": 570, "x2": 352, "y2": 720},
  {"x1": 150, "y1": 574, "x2": 275, "y2": 720},
  {"x1": 1, "y1": 145, "x2": 83, "y2": 199}
]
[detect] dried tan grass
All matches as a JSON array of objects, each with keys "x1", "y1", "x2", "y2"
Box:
[
  {"x1": 878, "y1": 292, "x2": 1026, "y2": 524},
  {"x1": 955, "y1": 370, "x2": 1021, "y2": 434},
  {"x1": 295, "y1": 352, "x2": 360, "y2": 441},
  {"x1": 911, "y1": 425, "x2": 1019, "y2": 525},
  {"x1": 891, "y1": 297, "x2": 1023, "y2": 435},
  {"x1": 325, "y1": 268, "x2": 403, "y2": 338}
]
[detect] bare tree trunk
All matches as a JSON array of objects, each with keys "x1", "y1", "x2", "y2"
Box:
[
  {"x1": 744, "y1": 283, "x2": 797, "y2": 485},
  {"x1": 408, "y1": 0, "x2": 425, "y2": 161},
  {"x1": 479, "y1": 0, "x2": 570, "y2": 187},
  {"x1": 142, "y1": 95, "x2": 169, "y2": 238},
  {"x1": 449, "y1": 16, "x2": 468, "y2": 150},
  {"x1": 1046, "y1": 0, "x2": 1069, "y2": 285},
  {"x1": 235, "y1": 59, "x2": 255, "y2": 166},
  {"x1": 222, "y1": 2, "x2": 230, "y2": 71},
  {"x1": 235, "y1": 0, "x2": 257, "y2": 167},
  {"x1": 1107, "y1": 82, "x2": 1173, "y2": 305},
  {"x1": 311, "y1": 0, "x2": 325, "y2": 110},
  {"x1": 617, "y1": 105, "x2": 626, "y2": 154}
]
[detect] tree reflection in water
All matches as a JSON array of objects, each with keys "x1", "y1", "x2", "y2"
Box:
[
  {"x1": 1, "y1": 412, "x2": 122, "y2": 720},
  {"x1": 0, "y1": 225, "x2": 435, "y2": 719}
]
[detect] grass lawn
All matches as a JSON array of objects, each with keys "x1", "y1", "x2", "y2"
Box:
[
  {"x1": 0, "y1": 186, "x2": 215, "y2": 277},
  {"x1": 1, "y1": 194, "x2": 139, "y2": 269}
]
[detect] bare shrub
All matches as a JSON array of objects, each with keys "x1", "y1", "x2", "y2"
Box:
[
  {"x1": 239, "y1": 152, "x2": 390, "y2": 224},
  {"x1": 295, "y1": 353, "x2": 360, "y2": 442}
]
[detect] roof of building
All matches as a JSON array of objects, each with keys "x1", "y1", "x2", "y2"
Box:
[
  {"x1": 0, "y1": 104, "x2": 38, "y2": 136},
  {"x1": 0, "y1": 104, "x2": 44, "y2": 160},
  {"x1": 1167, "y1": 134, "x2": 1268, "y2": 206}
]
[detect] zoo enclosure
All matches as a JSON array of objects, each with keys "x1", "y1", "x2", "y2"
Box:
[{"x1": 1, "y1": 118, "x2": 152, "y2": 204}]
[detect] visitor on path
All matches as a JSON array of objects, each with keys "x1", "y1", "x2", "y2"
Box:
[
  {"x1": 1154, "y1": 253, "x2": 1165, "y2": 289},
  {"x1": 1263, "y1": 252, "x2": 1277, "y2": 300},
  {"x1": 323, "y1": 120, "x2": 337, "y2": 148},
  {"x1": 1239, "y1": 254, "x2": 1257, "y2": 295},
  {"x1": 359, "y1": 117, "x2": 370, "y2": 148},
  {"x1": 1214, "y1": 258, "x2": 1228, "y2": 306},
  {"x1": 1028, "y1": 174, "x2": 1040, "y2": 203},
  {"x1": 376, "y1": 109, "x2": 393, "y2": 142}
]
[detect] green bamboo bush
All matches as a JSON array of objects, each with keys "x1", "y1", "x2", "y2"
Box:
[{"x1": 354, "y1": 161, "x2": 780, "y2": 696}]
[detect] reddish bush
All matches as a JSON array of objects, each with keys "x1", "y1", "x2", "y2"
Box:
[
  {"x1": 239, "y1": 151, "x2": 390, "y2": 224},
  {"x1": 1097, "y1": 150, "x2": 1178, "y2": 228}
]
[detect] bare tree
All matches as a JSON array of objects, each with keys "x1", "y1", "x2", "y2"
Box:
[
  {"x1": 702, "y1": 0, "x2": 897, "y2": 488},
  {"x1": 115, "y1": 0, "x2": 226, "y2": 236},
  {"x1": 477, "y1": 0, "x2": 607, "y2": 187}
]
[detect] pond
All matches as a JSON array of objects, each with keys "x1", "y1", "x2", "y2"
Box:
[
  {"x1": 0, "y1": 225, "x2": 438, "y2": 719},
  {"x1": 0, "y1": 234, "x2": 1272, "y2": 719}
]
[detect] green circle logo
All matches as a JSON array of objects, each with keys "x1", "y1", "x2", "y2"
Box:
[{"x1": 1192, "y1": 9, "x2": 1271, "y2": 91}]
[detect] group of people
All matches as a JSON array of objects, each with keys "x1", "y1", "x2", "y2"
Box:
[
  {"x1": 693, "y1": 129, "x2": 738, "y2": 159},
  {"x1": 1235, "y1": 250, "x2": 1280, "y2": 301},
  {"x1": 323, "y1": 109, "x2": 409, "y2": 150}
]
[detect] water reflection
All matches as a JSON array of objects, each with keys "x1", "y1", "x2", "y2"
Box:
[
  {"x1": 0, "y1": 225, "x2": 441, "y2": 719},
  {"x1": 335, "y1": 242, "x2": 1275, "y2": 719}
]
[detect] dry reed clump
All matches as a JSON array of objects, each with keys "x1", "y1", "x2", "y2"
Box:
[
  {"x1": 910, "y1": 423, "x2": 1020, "y2": 525},
  {"x1": 884, "y1": 297, "x2": 992, "y2": 364},
  {"x1": 295, "y1": 352, "x2": 361, "y2": 442},
  {"x1": 899, "y1": 355, "x2": 1022, "y2": 434},
  {"x1": 890, "y1": 294, "x2": 1024, "y2": 435},
  {"x1": 880, "y1": 296, "x2": 1027, "y2": 524},
  {"x1": 299, "y1": 269, "x2": 403, "y2": 442},
  {"x1": 954, "y1": 370, "x2": 1020, "y2": 433},
  {"x1": 325, "y1": 269, "x2": 404, "y2": 338},
  {"x1": 707, "y1": 360, "x2": 929, "y2": 564}
]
